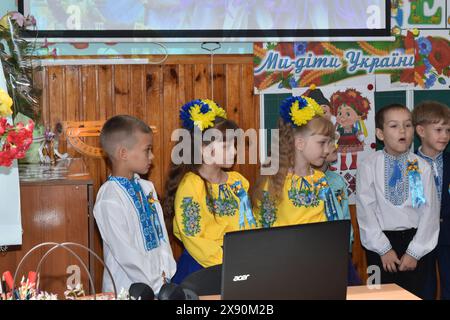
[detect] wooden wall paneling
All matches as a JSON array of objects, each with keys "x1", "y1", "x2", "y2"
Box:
[
  {"x1": 47, "y1": 66, "x2": 66, "y2": 152},
  {"x1": 78, "y1": 65, "x2": 104, "y2": 292},
  {"x1": 131, "y1": 65, "x2": 146, "y2": 121},
  {"x1": 193, "y1": 64, "x2": 210, "y2": 99},
  {"x1": 96, "y1": 65, "x2": 112, "y2": 186},
  {"x1": 80, "y1": 66, "x2": 101, "y2": 191},
  {"x1": 162, "y1": 64, "x2": 184, "y2": 259},
  {"x1": 224, "y1": 64, "x2": 241, "y2": 123},
  {"x1": 225, "y1": 64, "x2": 242, "y2": 175},
  {"x1": 212, "y1": 64, "x2": 226, "y2": 108},
  {"x1": 114, "y1": 65, "x2": 130, "y2": 115},
  {"x1": 180, "y1": 64, "x2": 194, "y2": 103},
  {"x1": 64, "y1": 65, "x2": 82, "y2": 155},
  {"x1": 144, "y1": 65, "x2": 163, "y2": 194},
  {"x1": 239, "y1": 63, "x2": 258, "y2": 187}
]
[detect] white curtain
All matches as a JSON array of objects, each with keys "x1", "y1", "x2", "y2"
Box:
[{"x1": 0, "y1": 62, "x2": 22, "y2": 246}]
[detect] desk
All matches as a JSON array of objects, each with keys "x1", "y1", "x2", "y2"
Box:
[{"x1": 200, "y1": 284, "x2": 420, "y2": 300}]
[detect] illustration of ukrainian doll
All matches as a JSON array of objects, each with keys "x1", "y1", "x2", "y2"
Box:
[{"x1": 330, "y1": 88, "x2": 370, "y2": 171}]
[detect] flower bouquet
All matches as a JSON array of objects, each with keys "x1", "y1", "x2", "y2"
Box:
[{"x1": 0, "y1": 88, "x2": 34, "y2": 167}]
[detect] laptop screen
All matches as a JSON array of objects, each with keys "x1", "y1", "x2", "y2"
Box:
[{"x1": 221, "y1": 220, "x2": 351, "y2": 300}]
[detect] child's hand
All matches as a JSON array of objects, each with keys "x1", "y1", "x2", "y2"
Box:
[
  {"x1": 380, "y1": 250, "x2": 401, "y2": 273},
  {"x1": 398, "y1": 254, "x2": 418, "y2": 272}
]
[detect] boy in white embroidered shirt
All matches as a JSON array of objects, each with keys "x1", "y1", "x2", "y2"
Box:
[
  {"x1": 94, "y1": 115, "x2": 176, "y2": 295},
  {"x1": 356, "y1": 104, "x2": 439, "y2": 299}
]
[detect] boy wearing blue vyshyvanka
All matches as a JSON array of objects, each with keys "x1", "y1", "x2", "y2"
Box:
[
  {"x1": 94, "y1": 115, "x2": 176, "y2": 294},
  {"x1": 356, "y1": 104, "x2": 439, "y2": 299}
]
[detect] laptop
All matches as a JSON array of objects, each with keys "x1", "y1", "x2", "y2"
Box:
[{"x1": 221, "y1": 220, "x2": 351, "y2": 300}]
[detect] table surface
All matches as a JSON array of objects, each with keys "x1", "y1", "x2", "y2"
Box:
[{"x1": 200, "y1": 284, "x2": 421, "y2": 300}]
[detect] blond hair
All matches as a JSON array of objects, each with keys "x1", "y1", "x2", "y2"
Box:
[{"x1": 252, "y1": 115, "x2": 334, "y2": 205}]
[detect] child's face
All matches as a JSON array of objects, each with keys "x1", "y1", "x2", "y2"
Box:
[
  {"x1": 416, "y1": 120, "x2": 450, "y2": 154},
  {"x1": 203, "y1": 140, "x2": 236, "y2": 168},
  {"x1": 337, "y1": 104, "x2": 360, "y2": 128},
  {"x1": 125, "y1": 131, "x2": 154, "y2": 175},
  {"x1": 297, "y1": 134, "x2": 331, "y2": 167},
  {"x1": 326, "y1": 141, "x2": 338, "y2": 163},
  {"x1": 376, "y1": 109, "x2": 414, "y2": 156}
]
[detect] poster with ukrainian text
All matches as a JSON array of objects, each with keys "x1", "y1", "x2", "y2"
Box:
[
  {"x1": 254, "y1": 31, "x2": 449, "y2": 92},
  {"x1": 254, "y1": 35, "x2": 415, "y2": 93}
]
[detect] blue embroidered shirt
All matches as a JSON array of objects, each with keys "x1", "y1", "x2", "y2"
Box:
[
  {"x1": 417, "y1": 147, "x2": 444, "y2": 201},
  {"x1": 383, "y1": 150, "x2": 410, "y2": 206}
]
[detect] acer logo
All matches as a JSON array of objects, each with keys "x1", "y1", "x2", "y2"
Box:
[{"x1": 233, "y1": 274, "x2": 250, "y2": 282}]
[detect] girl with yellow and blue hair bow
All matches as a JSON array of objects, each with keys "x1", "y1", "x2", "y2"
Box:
[
  {"x1": 163, "y1": 99, "x2": 257, "y2": 284},
  {"x1": 253, "y1": 94, "x2": 338, "y2": 228},
  {"x1": 252, "y1": 93, "x2": 358, "y2": 285}
]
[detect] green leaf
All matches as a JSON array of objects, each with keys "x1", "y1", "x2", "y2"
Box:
[{"x1": 438, "y1": 77, "x2": 447, "y2": 85}]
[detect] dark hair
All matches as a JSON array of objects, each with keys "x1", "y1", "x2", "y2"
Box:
[
  {"x1": 100, "y1": 115, "x2": 152, "y2": 160},
  {"x1": 375, "y1": 104, "x2": 410, "y2": 130},
  {"x1": 163, "y1": 117, "x2": 239, "y2": 233}
]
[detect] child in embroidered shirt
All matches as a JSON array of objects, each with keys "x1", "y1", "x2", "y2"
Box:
[
  {"x1": 163, "y1": 99, "x2": 257, "y2": 284},
  {"x1": 253, "y1": 95, "x2": 340, "y2": 229},
  {"x1": 94, "y1": 115, "x2": 176, "y2": 294},
  {"x1": 356, "y1": 104, "x2": 440, "y2": 299},
  {"x1": 413, "y1": 101, "x2": 450, "y2": 299}
]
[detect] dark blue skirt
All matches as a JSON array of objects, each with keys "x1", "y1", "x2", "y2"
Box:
[
  {"x1": 171, "y1": 250, "x2": 204, "y2": 284},
  {"x1": 348, "y1": 258, "x2": 362, "y2": 286}
]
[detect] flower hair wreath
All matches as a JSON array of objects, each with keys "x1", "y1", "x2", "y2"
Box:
[
  {"x1": 180, "y1": 99, "x2": 227, "y2": 131},
  {"x1": 279, "y1": 95, "x2": 324, "y2": 127}
]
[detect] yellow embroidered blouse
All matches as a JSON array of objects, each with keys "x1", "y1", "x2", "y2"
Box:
[
  {"x1": 173, "y1": 171, "x2": 256, "y2": 268},
  {"x1": 256, "y1": 169, "x2": 328, "y2": 228}
]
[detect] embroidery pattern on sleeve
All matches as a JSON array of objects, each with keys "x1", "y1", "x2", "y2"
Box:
[
  {"x1": 260, "y1": 191, "x2": 277, "y2": 228},
  {"x1": 181, "y1": 197, "x2": 201, "y2": 236}
]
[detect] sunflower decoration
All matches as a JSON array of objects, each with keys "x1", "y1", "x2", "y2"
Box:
[
  {"x1": 0, "y1": 88, "x2": 13, "y2": 117},
  {"x1": 180, "y1": 99, "x2": 227, "y2": 131},
  {"x1": 279, "y1": 95, "x2": 324, "y2": 127}
]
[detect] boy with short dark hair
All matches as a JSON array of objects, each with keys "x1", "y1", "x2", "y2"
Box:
[
  {"x1": 356, "y1": 104, "x2": 440, "y2": 299},
  {"x1": 94, "y1": 115, "x2": 176, "y2": 294}
]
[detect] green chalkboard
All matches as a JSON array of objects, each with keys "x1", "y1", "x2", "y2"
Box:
[{"x1": 263, "y1": 93, "x2": 291, "y2": 156}]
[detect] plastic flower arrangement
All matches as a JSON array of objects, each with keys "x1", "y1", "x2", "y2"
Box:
[
  {"x1": 279, "y1": 94, "x2": 324, "y2": 127},
  {"x1": 0, "y1": 11, "x2": 41, "y2": 121},
  {"x1": 0, "y1": 88, "x2": 34, "y2": 167},
  {"x1": 180, "y1": 99, "x2": 228, "y2": 131}
]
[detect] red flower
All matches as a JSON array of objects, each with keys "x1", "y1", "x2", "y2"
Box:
[
  {"x1": 307, "y1": 42, "x2": 324, "y2": 55},
  {"x1": 427, "y1": 37, "x2": 450, "y2": 74},
  {"x1": 0, "y1": 118, "x2": 7, "y2": 135},
  {"x1": 400, "y1": 68, "x2": 415, "y2": 83},
  {"x1": 404, "y1": 31, "x2": 415, "y2": 51},
  {"x1": 0, "y1": 119, "x2": 34, "y2": 166},
  {"x1": 277, "y1": 43, "x2": 295, "y2": 58}
]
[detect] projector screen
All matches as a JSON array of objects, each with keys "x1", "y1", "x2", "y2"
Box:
[{"x1": 19, "y1": 0, "x2": 390, "y2": 41}]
